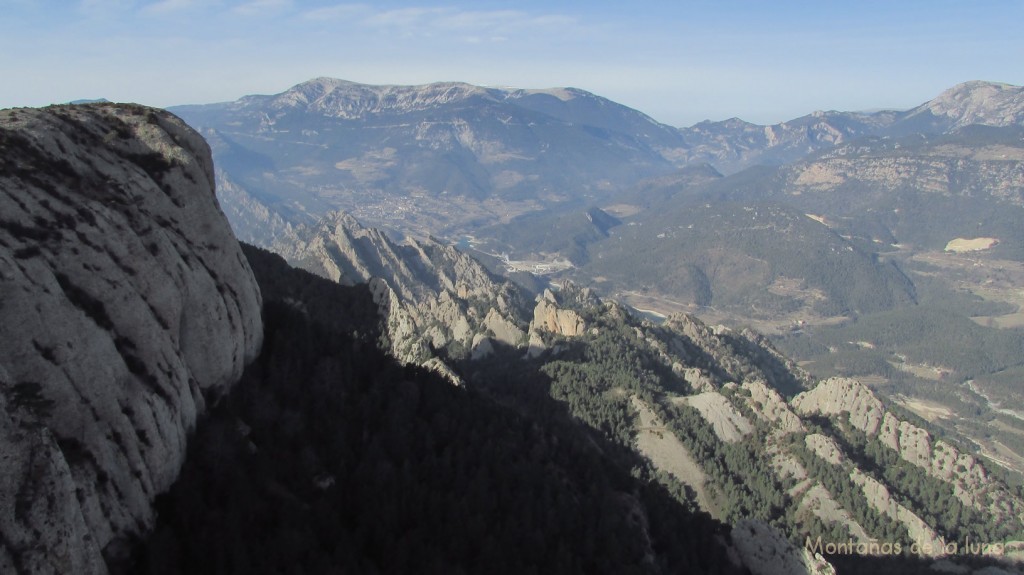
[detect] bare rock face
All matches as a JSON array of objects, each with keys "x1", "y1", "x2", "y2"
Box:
[
  {"x1": 280, "y1": 211, "x2": 529, "y2": 373},
  {"x1": 792, "y1": 377, "x2": 885, "y2": 434},
  {"x1": 680, "y1": 391, "x2": 753, "y2": 443},
  {"x1": 742, "y1": 380, "x2": 805, "y2": 434},
  {"x1": 531, "y1": 293, "x2": 586, "y2": 337},
  {"x1": 798, "y1": 423, "x2": 946, "y2": 556},
  {"x1": 805, "y1": 434, "x2": 844, "y2": 466},
  {"x1": 0, "y1": 104, "x2": 263, "y2": 572},
  {"x1": 850, "y1": 470, "x2": 947, "y2": 555},
  {"x1": 793, "y1": 377, "x2": 1024, "y2": 523},
  {"x1": 482, "y1": 308, "x2": 525, "y2": 347}
]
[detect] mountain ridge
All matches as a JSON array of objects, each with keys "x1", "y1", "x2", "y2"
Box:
[{"x1": 7, "y1": 101, "x2": 1024, "y2": 572}]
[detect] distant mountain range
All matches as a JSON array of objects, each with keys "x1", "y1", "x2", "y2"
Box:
[
  {"x1": 178, "y1": 78, "x2": 1024, "y2": 499},
  {"x1": 169, "y1": 78, "x2": 687, "y2": 241},
  {"x1": 677, "y1": 81, "x2": 1024, "y2": 173},
  {"x1": 7, "y1": 85, "x2": 1024, "y2": 574},
  {"x1": 169, "y1": 78, "x2": 1024, "y2": 247},
  {"x1": 163, "y1": 75, "x2": 1024, "y2": 335}
]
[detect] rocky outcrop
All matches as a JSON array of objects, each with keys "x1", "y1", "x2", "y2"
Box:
[
  {"x1": 793, "y1": 378, "x2": 1024, "y2": 522},
  {"x1": 805, "y1": 434, "x2": 845, "y2": 466},
  {"x1": 742, "y1": 380, "x2": 805, "y2": 434},
  {"x1": 524, "y1": 285, "x2": 600, "y2": 358},
  {"x1": 678, "y1": 391, "x2": 753, "y2": 443},
  {"x1": 277, "y1": 211, "x2": 529, "y2": 371},
  {"x1": 800, "y1": 427, "x2": 946, "y2": 555},
  {"x1": 792, "y1": 378, "x2": 885, "y2": 434},
  {"x1": 531, "y1": 289, "x2": 586, "y2": 337},
  {"x1": 850, "y1": 470, "x2": 946, "y2": 555},
  {"x1": 482, "y1": 308, "x2": 525, "y2": 347},
  {"x1": 0, "y1": 104, "x2": 263, "y2": 572},
  {"x1": 796, "y1": 483, "x2": 873, "y2": 544}
]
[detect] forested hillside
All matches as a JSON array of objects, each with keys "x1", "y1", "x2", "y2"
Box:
[{"x1": 128, "y1": 245, "x2": 740, "y2": 575}]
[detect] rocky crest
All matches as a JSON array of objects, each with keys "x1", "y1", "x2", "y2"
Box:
[
  {"x1": 677, "y1": 110, "x2": 898, "y2": 175},
  {"x1": 903, "y1": 81, "x2": 1024, "y2": 131},
  {"x1": 531, "y1": 288, "x2": 587, "y2": 337},
  {"x1": 793, "y1": 378, "x2": 1024, "y2": 524},
  {"x1": 676, "y1": 81, "x2": 1024, "y2": 175},
  {"x1": 275, "y1": 211, "x2": 528, "y2": 369},
  {"x1": 0, "y1": 104, "x2": 263, "y2": 573}
]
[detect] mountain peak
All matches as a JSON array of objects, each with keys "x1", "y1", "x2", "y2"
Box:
[
  {"x1": 909, "y1": 80, "x2": 1024, "y2": 127},
  {"x1": 266, "y1": 77, "x2": 493, "y2": 118}
]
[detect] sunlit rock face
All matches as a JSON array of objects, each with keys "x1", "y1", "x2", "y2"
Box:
[{"x1": 0, "y1": 103, "x2": 263, "y2": 573}]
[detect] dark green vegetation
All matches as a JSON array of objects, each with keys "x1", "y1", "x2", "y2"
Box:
[
  {"x1": 828, "y1": 418, "x2": 1024, "y2": 543},
  {"x1": 661, "y1": 402, "x2": 788, "y2": 525},
  {"x1": 788, "y1": 437, "x2": 909, "y2": 544},
  {"x1": 480, "y1": 207, "x2": 621, "y2": 265},
  {"x1": 468, "y1": 300, "x2": 800, "y2": 545},
  {"x1": 775, "y1": 306, "x2": 1024, "y2": 384},
  {"x1": 591, "y1": 202, "x2": 917, "y2": 316},
  {"x1": 128, "y1": 245, "x2": 739, "y2": 575}
]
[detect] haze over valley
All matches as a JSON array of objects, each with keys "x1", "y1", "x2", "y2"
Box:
[{"x1": 4, "y1": 2, "x2": 1024, "y2": 574}]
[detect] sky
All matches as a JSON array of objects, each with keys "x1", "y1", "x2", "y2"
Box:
[{"x1": 2, "y1": 0, "x2": 1023, "y2": 126}]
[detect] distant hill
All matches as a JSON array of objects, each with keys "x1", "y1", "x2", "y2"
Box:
[
  {"x1": 700, "y1": 124, "x2": 1024, "y2": 260},
  {"x1": 169, "y1": 78, "x2": 688, "y2": 242},
  {"x1": 583, "y1": 201, "x2": 918, "y2": 316},
  {"x1": 168, "y1": 79, "x2": 1024, "y2": 251},
  {"x1": 676, "y1": 81, "x2": 1024, "y2": 174}
]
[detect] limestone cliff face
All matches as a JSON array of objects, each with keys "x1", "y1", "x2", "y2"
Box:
[
  {"x1": 801, "y1": 429, "x2": 946, "y2": 553},
  {"x1": 793, "y1": 378, "x2": 1024, "y2": 523},
  {"x1": 523, "y1": 285, "x2": 597, "y2": 358},
  {"x1": 784, "y1": 149, "x2": 1024, "y2": 207},
  {"x1": 531, "y1": 289, "x2": 586, "y2": 337},
  {"x1": 904, "y1": 81, "x2": 1024, "y2": 130},
  {"x1": 0, "y1": 104, "x2": 263, "y2": 572}
]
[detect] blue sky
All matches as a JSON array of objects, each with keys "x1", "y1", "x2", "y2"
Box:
[{"x1": 2, "y1": 0, "x2": 1022, "y2": 126}]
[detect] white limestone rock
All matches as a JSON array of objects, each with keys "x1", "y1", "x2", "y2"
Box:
[
  {"x1": 792, "y1": 377, "x2": 884, "y2": 434},
  {"x1": 276, "y1": 211, "x2": 529, "y2": 373},
  {"x1": 531, "y1": 296, "x2": 586, "y2": 337},
  {"x1": 792, "y1": 377, "x2": 1024, "y2": 524},
  {"x1": 680, "y1": 391, "x2": 753, "y2": 443},
  {"x1": 743, "y1": 380, "x2": 805, "y2": 434},
  {"x1": 0, "y1": 104, "x2": 263, "y2": 572}
]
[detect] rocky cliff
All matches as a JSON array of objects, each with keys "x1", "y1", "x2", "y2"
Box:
[
  {"x1": 793, "y1": 377, "x2": 1024, "y2": 525},
  {"x1": 274, "y1": 211, "x2": 529, "y2": 368},
  {"x1": 901, "y1": 81, "x2": 1024, "y2": 132},
  {"x1": 0, "y1": 104, "x2": 263, "y2": 573}
]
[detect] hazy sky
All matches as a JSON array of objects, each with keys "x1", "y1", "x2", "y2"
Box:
[{"x1": 3, "y1": 0, "x2": 1022, "y2": 126}]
